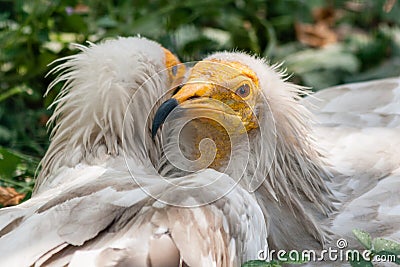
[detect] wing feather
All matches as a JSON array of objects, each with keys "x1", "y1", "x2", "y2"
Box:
[
  {"x1": 0, "y1": 167, "x2": 267, "y2": 267},
  {"x1": 304, "y1": 77, "x2": 400, "y2": 247}
]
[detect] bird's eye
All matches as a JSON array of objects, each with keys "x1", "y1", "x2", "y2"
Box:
[
  {"x1": 171, "y1": 65, "x2": 178, "y2": 76},
  {"x1": 235, "y1": 84, "x2": 250, "y2": 98}
]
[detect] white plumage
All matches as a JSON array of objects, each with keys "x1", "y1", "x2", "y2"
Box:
[
  {"x1": 0, "y1": 37, "x2": 399, "y2": 267},
  {"x1": 0, "y1": 37, "x2": 267, "y2": 266},
  {"x1": 34, "y1": 37, "x2": 168, "y2": 193},
  {"x1": 303, "y1": 78, "x2": 400, "y2": 245},
  {"x1": 152, "y1": 52, "x2": 400, "y2": 260}
]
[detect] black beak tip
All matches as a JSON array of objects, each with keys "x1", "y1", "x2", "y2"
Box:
[{"x1": 151, "y1": 98, "x2": 179, "y2": 139}]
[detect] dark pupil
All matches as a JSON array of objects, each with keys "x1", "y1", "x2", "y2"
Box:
[
  {"x1": 171, "y1": 65, "x2": 178, "y2": 76},
  {"x1": 237, "y1": 84, "x2": 249, "y2": 96}
]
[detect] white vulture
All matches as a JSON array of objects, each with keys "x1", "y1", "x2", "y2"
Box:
[
  {"x1": 0, "y1": 38, "x2": 267, "y2": 266},
  {"x1": 152, "y1": 52, "x2": 400, "y2": 258}
]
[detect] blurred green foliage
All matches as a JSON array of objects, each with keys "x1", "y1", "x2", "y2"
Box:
[{"x1": 1, "y1": 0, "x2": 400, "y2": 196}]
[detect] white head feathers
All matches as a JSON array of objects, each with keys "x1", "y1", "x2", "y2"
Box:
[{"x1": 35, "y1": 37, "x2": 173, "y2": 193}]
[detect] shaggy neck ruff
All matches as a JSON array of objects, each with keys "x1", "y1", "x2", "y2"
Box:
[
  {"x1": 209, "y1": 53, "x2": 337, "y2": 250},
  {"x1": 158, "y1": 52, "x2": 336, "y2": 251},
  {"x1": 35, "y1": 37, "x2": 170, "y2": 193}
]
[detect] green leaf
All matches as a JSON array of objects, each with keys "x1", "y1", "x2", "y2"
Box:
[
  {"x1": 0, "y1": 125, "x2": 12, "y2": 142},
  {"x1": 96, "y1": 16, "x2": 118, "y2": 28},
  {"x1": 0, "y1": 147, "x2": 38, "y2": 178},
  {"x1": 371, "y1": 238, "x2": 400, "y2": 264},
  {"x1": 353, "y1": 229, "x2": 372, "y2": 250},
  {"x1": 300, "y1": 69, "x2": 342, "y2": 90},
  {"x1": 373, "y1": 238, "x2": 400, "y2": 254},
  {"x1": 0, "y1": 147, "x2": 37, "y2": 195},
  {"x1": 0, "y1": 147, "x2": 22, "y2": 179},
  {"x1": 345, "y1": 58, "x2": 400, "y2": 83},
  {"x1": 284, "y1": 45, "x2": 360, "y2": 74},
  {"x1": 0, "y1": 85, "x2": 31, "y2": 102},
  {"x1": 283, "y1": 44, "x2": 360, "y2": 89},
  {"x1": 62, "y1": 14, "x2": 88, "y2": 33}
]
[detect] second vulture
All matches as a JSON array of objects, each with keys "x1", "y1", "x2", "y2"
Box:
[{"x1": 153, "y1": 52, "x2": 400, "y2": 255}]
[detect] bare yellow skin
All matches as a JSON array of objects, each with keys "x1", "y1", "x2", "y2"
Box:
[
  {"x1": 171, "y1": 59, "x2": 260, "y2": 169},
  {"x1": 163, "y1": 48, "x2": 186, "y2": 88}
]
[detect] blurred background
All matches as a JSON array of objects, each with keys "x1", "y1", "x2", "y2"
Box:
[{"x1": 0, "y1": 0, "x2": 399, "y2": 204}]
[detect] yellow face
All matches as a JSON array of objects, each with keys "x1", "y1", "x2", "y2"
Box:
[
  {"x1": 172, "y1": 59, "x2": 260, "y2": 133},
  {"x1": 152, "y1": 58, "x2": 261, "y2": 169},
  {"x1": 163, "y1": 48, "x2": 186, "y2": 88}
]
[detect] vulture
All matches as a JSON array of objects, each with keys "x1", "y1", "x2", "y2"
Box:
[
  {"x1": 0, "y1": 38, "x2": 267, "y2": 266},
  {"x1": 152, "y1": 52, "x2": 400, "y2": 256},
  {"x1": 0, "y1": 36, "x2": 399, "y2": 267}
]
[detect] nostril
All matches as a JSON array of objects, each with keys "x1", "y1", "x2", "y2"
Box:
[
  {"x1": 187, "y1": 95, "x2": 200, "y2": 101},
  {"x1": 172, "y1": 85, "x2": 182, "y2": 95}
]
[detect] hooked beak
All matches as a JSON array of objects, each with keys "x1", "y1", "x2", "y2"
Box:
[
  {"x1": 151, "y1": 83, "x2": 214, "y2": 138},
  {"x1": 152, "y1": 59, "x2": 260, "y2": 139},
  {"x1": 152, "y1": 98, "x2": 178, "y2": 138},
  {"x1": 151, "y1": 81, "x2": 254, "y2": 138}
]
